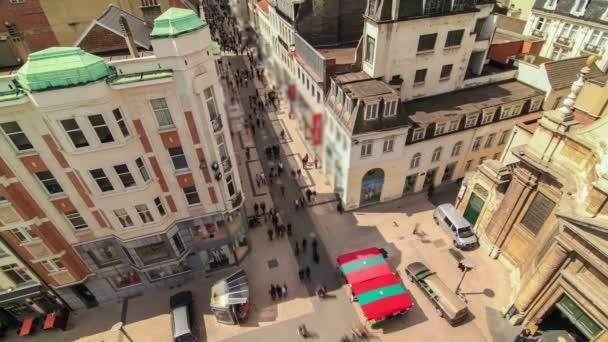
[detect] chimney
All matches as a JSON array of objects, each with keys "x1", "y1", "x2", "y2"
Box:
[
  {"x1": 119, "y1": 16, "x2": 139, "y2": 58},
  {"x1": 140, "y1": 0, "x2": 162, "y2": 27},
  {"x1": 4, "y1": 21, "x2": 29, "y2": 64}
]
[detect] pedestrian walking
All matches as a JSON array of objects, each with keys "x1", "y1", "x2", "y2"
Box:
[
  {"x1": 306, "y1": 189, "x2": 313, "y2": 203},
  {"x1": 298, "y1": 269, "x2": 304, "y2": 281},
  {"x1": 303, "y1": 154, "x2": 309, "y2": 168},
  {"x1": 287, "y1": 223, "x2": 292, "y2": 236},
  {"x1": 312, "y1": 238, "x2": 318, "y2": 251},
  {"x1": 267, "y1": 228, "x2": 273, "y2": 241},
  {"x1": 282, "y1": 284, "x2": 288, "y2": 298},
  {"x1": 276, "y1": 284, "x2": 283, "y2": 299},
  {"x1": 261, "y1": 201, "x2": 266, "y2": 214},
  {"x1": 280, "y1": 184, "x2": 285, "y2": 196},
  {"x1": 270, "y1": 284, "x2": 276, "y2": 301},
  {"x1": 313, "y1": 251, "x2": 320, "y2": 264},
  {"x1": 297, "y1": 169, "x2": 302, "y2": 178},
  {"x1": 280, "y1": 130, "x2": 285, "y2": 140},
  {"x1": 312, "y1": 190, "x2": 317, "y2": 202},
  {"x1": 314, "y1": 157, "x2": 319, "y2": 169},
  {"x1": 260, "y1": 172, "x2": 266, "y2": 184},
  {"x1": 305, "y1": 266, "x2": 311, "y2": 280},
  {"x1": 302, "y1": 238, "x2": 307, "y2": 252},
  {"x1": 278, "y1": 161, "x2": 284, "y2": 175},
  {"x1": 254, "y1": 202, "x2": 259, "y2": 216},
  {"x1": 294, "y1": 199, "x2": 300, "y2": 211},
  {"x1": 337, "y1": 201, "x2": 344, "y2": 214},
  {"x1": 294, "y1": 242, "x2": 300, "y2": 256},
  {"x1": 274, "y1": 223, "x2": 280, "y2": 238}
]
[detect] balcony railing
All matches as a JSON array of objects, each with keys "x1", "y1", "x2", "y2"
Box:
[
  {"x1": 211, "y1": 116, "x2": 223, "y2": 132},
  {"x1": 584, "y1": 44, "x2": 601, "y2": 53},
  {"x1": 555, "y1": 36, "x2": 572, "y2": 46},
  {"x1": 532, "y1": 29, "x2": 546, "y2": 38},
  {"x1": 221, "y1": 157, "x2": 232, "y2": 172}
]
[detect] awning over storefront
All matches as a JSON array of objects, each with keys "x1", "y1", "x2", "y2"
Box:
[
  {"x1": 0, "y1": 285, "x2": 42, "y2": 304},
  {"x1": 210, "y1": 269, "x2": 249, "y2": 309}
]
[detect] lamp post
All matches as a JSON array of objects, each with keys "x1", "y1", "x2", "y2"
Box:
[
  {"x1": 111, "y1": 322, "x2": 134, "y2": 342},
  {"x1": 455, "y1": 258, "x2": 475, "y2": 296}
]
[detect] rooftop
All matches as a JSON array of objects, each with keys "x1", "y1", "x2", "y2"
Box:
[
  {"x1": 544, "y1": 57, "x2": 606, "y2": 90},
  {"x1": 491, "y1": 28, "x2": 543, "y2": 45},
  {"x1": 317, "y1": 47, "x2": 356, "y2": 65},
  {"x1": 495, "y1": 14, "x2": 526, "y2": 34},
  {"x1": 342, "y1": 79, "x2": 395, "y2": 101},
  {"x1": 150, "y1": 7, "x2": 207, "y2": 39},
  {"x1": 402, "y1": 80, "x2": 544, "y2": 124}
]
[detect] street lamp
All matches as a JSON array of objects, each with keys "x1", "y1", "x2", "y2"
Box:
[
  {"x1": 111, "y1": 322, "x2": 134, "y2": 342},
  {"x1": 455, "y1": 258, "x2": 475, "y2": 296}
]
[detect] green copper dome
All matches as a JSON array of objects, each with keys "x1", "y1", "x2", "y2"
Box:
[
  {"x1": 150, "y1": 7, "x2": 207, "y2": 39},
  {"x1": 16, "y1": 47, "x2": 114, "y2": 92}
]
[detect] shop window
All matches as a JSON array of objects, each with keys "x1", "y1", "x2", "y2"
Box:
[
  {"x1": 146, "y1": 261, "x2": 190, "y2": 281},
  {"x1": 111, "y1": 271, "x2": 141, "y2": 289},
  {"x1": 172, "y1": 234, "x2": 185, "y2": 254},
  {"x1": 202, "y1": 246, "x2": 235, "y2": 271},
  {"x1": 191, "y1": 223, "x2": 219, "y2": 242},
  {"x1": 135, "y1": 242, "x2": 171, "y2": 265},
  {"x1": 88, "y1": 245, "x2": 122, "y2": 268}
]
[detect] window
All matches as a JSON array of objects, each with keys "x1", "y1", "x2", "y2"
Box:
[
  {"x1": 35, "y1": 171, "x2": 63, "y2": 195},
  {"x1": 572, "y1": 0, "x2": 588, "y2": 14},
  {"x1": 90, "y1": 168, "x2": 114, "y2": 192},
  {"x1": 384, "y1": 101, "x2": 397, "y2": 117},
  {"x1": 431, "y1": 147, "x2": 442, "y2": 162},
  {"x1": 135, "y1": 204, "x2": 154, "y2": 224},
  {"x1": 135, "y1": 157, "x2": 150, "y2": 182},
  {"x1": 414, "y1": 69, "x2": 427, "y2": 84},
  {"x1": 383, "y1": 137, "x2": 395, "y2": 153},
  {"x1": 520, "y1": 192, "x2": 556, "y2": 235},
  {"x1": 367, "y1": 0, "x2": 379, "y2": 16},
  {"x1": 535, "y1": 17, "x2": 545, "y2": 30},
  {"x1": 154, "y1": 197, "x2": 167, "y2": 217},
  {"x1": 464, "y1": 159, "x2": 473, "y2": 171},
  {"x1": 317, "y1": 91, "x2": 321, "y2": 103},
  {"x1": 512, "y1": 104, "x2": 523, "y2": 116},
  {"x1": 40, "y1": 258, "x2": 65, "y2": 272},
  {"x1": 1, "y1": 122, "x2": 33, "y2": 151},
  {"x1": 88, "y1": 114, "x2": 114, "y2": 144},
  {"x1": 452, "y1": 141, "x2": 463, "y2": 156},
  {"x1": 65, "y1": 210, "x2": 88, "y2": 230},
  {"x1": 423, "y1": 0, "x2": 442, "y2": 15},
  {"x1": 361, "y1": 141, "x2": 373, "y2": 157},
  {"x1": 587, "y1": 30, "x2": 608, "y2": 50},
  {"x1": 365, "y1": 36, "x2": 375, "y2": 63},
  {"x1": 551, "y1": 46, "x2": 568, "y2": 60},
  {"x1": 499, "y1": 130, "x2": 510, "y2": 145},
  {"x1": 337, "y1": 89, "x2": 344, "y2": 105},
  {"x1": 544, "y1": 0, "x2": 557, "y2": 8},
  {"x1": 183, "y1": 186, "x2": 200, "y2": 205},
  {"x1": 60, "y1": 119, "x2": 89, "y2": 148},
  {"x1": 485, "y1": 133, "x2": 496, "y2": 148},
  {"x1": 135, "y1": 242, "x2": 171, "y2": 265},
  {"x1": 172, "y1": 234, "x2": 186, "y2": 254},
  {"x1": 465, "y1": 114, "x2": 478, "y2": 128},
  {"x1": 435, "y1": 123, "x2": 446, "y2": 135},
  {"x1": 114, "y1": 164, "x2": 136, "y2": 188},
  {"x1": 445, "y1": 30, "x2": 464, "y2": 47},
  {"x1": 114, "y1": 208, "x2": 134, "y2": 228},
  {"x1": 440, "y1": 64, "x2": 453, "y2": 80},
  {"x1": 226, "y1": 175, "x2": 236, "y2": 197},
  {"x1": 411, "y1": 153, "x2": 421, "y2": 168},
  {"x1": 481, "y1": 109, "x2": 494, "y2": 124},
  {"x1": 88, "y1": 245, "x2": 121, "y2": 268},
  {"x1": 448, "y1": 120, "x2": 459, "y2": 132},
  {"x1": 472, "y1": 136, "x2": 482, "y2": 151},
  {"x1": 558, "y1": 23, "x2": 579, "y2": 39},
  {"x1": 113, "y1": 108, "x2": 130, "y2": 137},
  {"x1": 500, "y1": 106, "x2": 514, "y2": 119},
  {"x1": 417, "y1": 33, "x2": 437, "y2": 52},
  {"x1": 364, "y1": 103, "x2": 379, "y2": 120},
  {"x1": 11, "y1": 227, "x2": 39, "y2": 243},
  {"x1": 1, "y1": 264, "x2": 32, "y2": 285},
  {"x1": 330, "y1": 80, "x2": 337, "y2": 97},
  {"x1": 412, "y1": 128, "x2": 425, "y2": 142},
  {"x1": 346, "y1": 97, "x2": 354, "y2": 113},
  {"x1": 150, "y1": 98, "x2": 174, "y2": 127},
  {"x1": 169, "y1": 147, "x2": 188, "y2": 171},
  {"x1": 452, "y1": 0, "x2": 466, "y2": 10}
]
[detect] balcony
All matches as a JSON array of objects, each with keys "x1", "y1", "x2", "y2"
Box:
[
  {"x1": 221, "y1": 157, "x2": 232, "y2": 172},
  {"x1": 555, "y1": 36, "x2": 572, "y2": 47},
  {"x1": 211, "y1": 116, "x2": 223, "y2": 133},
  {"x1": 532, "y1": 29, "x2": 546, "y2": 38},
  {"x1": 583, "y1": 44, "x2": 602, "y2": 54}
]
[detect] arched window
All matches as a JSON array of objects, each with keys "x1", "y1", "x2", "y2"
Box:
[
  {"x1": 452, "y1": 141, "x2": 463, "y2": 157},
  {"x1": 432, "y1": 147, "x2": 442, "y2": 162},
  {"x1": 411, "y1": 153, "x2": 421, "y2": 169}
]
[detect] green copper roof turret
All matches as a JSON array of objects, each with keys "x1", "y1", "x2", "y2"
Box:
[
  {"x1": 150, "y1": 7, "x2": 207, "y2": 39},
  {"x1": 16, "y1": 47, "x2": 114, "y2": 92}
]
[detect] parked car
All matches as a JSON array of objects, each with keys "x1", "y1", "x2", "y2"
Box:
[
  {"x1": 169, "y1": 291, "x2": 197, "y2": 342},
  {"x1": 405, "y1": 262, "x2": 469, "y2": 326},
  {"x1": 433, "y1": 204, "x2": 478, "y2": 249}
]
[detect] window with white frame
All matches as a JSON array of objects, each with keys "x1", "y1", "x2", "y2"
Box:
[
  {"x1": 1, "y1": 122, "x2": 33, "y2": 151},
  {"x1": 472, "y1": 136, "x2": 483, "y2": 151},
  {"x1": 558, "y1": 23, "x2": 579, "y2": 40},
  {"x1": 447, "y1": 120, "x2": 459, "y2": 132},
  {"x1": 65, "y1": 210, "x2": 88, "y2": 230},
  {"x1": 530, "y1": 98, "x2": 542, "y2": 112},
  {"x1": 544, "y1": 0, "x2": 557, "y2": 9},
  {"x1": 535, "y1": 17, "x2": 546, "y2": 31},
  {"x1": 365, "y1": 103, "x2": 379, "y2": 120},
  {"x1": 1, "y1": 264, "x2": 32, "y2": 285},
  {"x1": 365, "y1": 36, "x2": 375, "y2": 64},
  {"x1": 150, "y1": 98, "x2": 174, "y2": 127},
  {"x1": 88, "y1": 114, "x2": 114, "y2": 144},
  {"x1": 361, "y1": 141, "x2": 373, "y2": 157},
  {"x1": 226, "y1": 175, "x2": 236, "y2": 197},
  {"x1": 440, "y1": 64, "x2": 453, "y2": 80},
  {"x1": 367, "y1": 0, "x2": 379, "y2": 16},
  {"x1": 452, "y1": 141, "x2": 463, "y2": 156},
  {"x1": 411, "y1": 153, "x2": 421, "y2": 168},
  {"x1": 435, "y1": 123, "x2": 446, "y2": 136},
  {"x1": 114, "y1": 164, "x2": 136, "y2": 188},
  {"x1": 465, "y1": 114, "x2": 478, "y2": 128},
  {"x1": 346, "y1": 96, "x2": 353, "y2": 113},
  {"x1": 154, "y1": 197, "x2": 167, "y2": 216},
  {"x1": 41, "y1": 258, "x2": 65, "y2": 272},
  {"x1": 90, "y1": 168, "x2": 114, "y2": 192},
  {"x1": 35, "y1": 171, "x2": 64, "y2": 195},
  {"x1": 11, "y1": 227, "x2": 39, "y2": 243},
  {"x1": 330, "y1": 80, "x2": 337, "y2": 98},
  {"x1": 169, "y1": 147, "x2": 189, "y2": 171},
  {"x1": 383, "y1": 137, "x2": 395, "y2": 153},
  {"x1": 431, "y1": 147, "x2": 442, "y2": 162},
  {"x1": 512, "y1": 104, "x2": 523, "y2": 116},
  {"x1": 61, "y1": 119, "x2": 89, "y2": 148},
  {"x1": 499, "y1": 130, "x2": 511, "y2": 145},
  {"x1": 113, "y1": 108, "x2": 130, "y2": 138},
  {"x1": 481, "y1": 109, "x2": 494, "y2": 124},
  {"x1": 183, "y1": 186, "x2": 201, "y2": 205},
  {"x1": 586, "y1": 30, "x2": 608, "y2": 51},
  {"x1": 412, "y1": 128, "x2": 425, "y2": 142},
  {"x1": 337, "y1": 88, "x2": 344, "y2": 105},
  {"x1": 500, "y1": 106, "x2": 514, "y2": 119},
  {"x1": 571, "y1": 0, "x2": 588, "y2": 14},
  {"x1": 550, "y1": 46, "x2": 568, "y2": 60},
  {"x1": 136, "y1": 157, "x2": 150, "y2": 182},
  {"x1": 114, "y1": 208, "x2": 134, "y2": 228},
  {"x1": 136, "y1": 204, "x2": 154, "y2": 223},
  {"x1": 485, "y1": 133, "x2": 496, "y2": 148},
  {"x1": 465, "y1": 159, "x2": 473, "y2": 171},
  {"x1": 384, "y1": 101, "x2": 397, "y2": 117},
  {"x1": 204, "y1": 87, "x2": 219, "y2": 119}
]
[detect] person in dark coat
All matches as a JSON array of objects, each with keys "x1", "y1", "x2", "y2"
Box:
[
  {"x1": 270, "y1": 284, "x2": 276, "y2": 301},
  {"x1": 312, "y1": 238, "x2": 317, "y2": 251},
  {"x1": 305, "y1": 266, "x2": 311, "y2": 279},
  {"x1": 302, "y1": 238, "x2": 307, "y2": 252},
  {"x1": 267, "y1": 228, "x2": 273, "y2": 241},
  {"x1": 276, "y1": 284, "x2": 283, "y2": 299}
]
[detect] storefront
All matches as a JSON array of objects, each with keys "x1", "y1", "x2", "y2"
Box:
[
  {"x1": 210, "y1": 269, "x2": 251, "y2": 325},
  {"x1": 538, "y1": 295, "x2": 603, "y2": 342},
  {"x1": 0, "y1": 285, "x2": 64, "y2": 326},
  {"x1": 360, "y1": 169, "x2": 385, "y2": 205}
]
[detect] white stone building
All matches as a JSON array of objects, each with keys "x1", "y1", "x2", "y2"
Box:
[
  {"x1": 0, "y1": 8, "x2": 247, "y2": 309},
  {"x1": 523, "y1": 0, "x2": 608, "y2": 72}
]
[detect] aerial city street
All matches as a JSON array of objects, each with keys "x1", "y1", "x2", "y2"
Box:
[{"x1": 0, "y1": 0, "x2": 607, "y2": 341}]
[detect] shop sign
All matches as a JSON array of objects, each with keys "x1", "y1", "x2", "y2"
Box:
[
  {"x1": 312, "y1": 113, "x2": 322, "y2": 145},
  {"x1": 457, "y1": 181, "x2": 468, "y2": 203}
]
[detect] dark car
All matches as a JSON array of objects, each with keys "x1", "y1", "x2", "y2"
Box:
[
  {"x1": 405, "y1": 262, "x2": 469, "y2": 326},
  {"x1": 169, "y1": 291, "x2": 197, "y2": 342}
]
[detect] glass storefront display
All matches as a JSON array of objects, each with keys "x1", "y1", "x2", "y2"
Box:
[
  {"x1": 146, "y1": 261, "x2": 191, "y2": 281},
  {"x1": 135, "y1": 242, "x2": 171, "y2": 265},
  {"x1": 191, "y1": 223, "x2": 221, "y2": 242},
  {"x1": 88, "y1": 245, "x2": 121, "y2": 268},
  {"x1": 111, "y1": 271, "x2": 142, "y2": 289},
  {"x1": 200, "y1": 245, "x2": 235, "y2": 271}
]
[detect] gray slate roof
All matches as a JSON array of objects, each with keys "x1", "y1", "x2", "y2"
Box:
[
  {"x1": 96, "y1": 5, "x2": 152, "y2": 49},
  {"x1": 544, "y1": 56, "x2": 606, "y2": 89},
  {"x1": 533, "y1": 0, "x2": 608, "y2": 24}
]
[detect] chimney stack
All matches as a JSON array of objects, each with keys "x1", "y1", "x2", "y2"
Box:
[
  {"x1": 4, "y1": 21, "x2": 30, "y2": 64},
  {"x1": 119, "y1": 16, "x2": 139, "y2": 58}
]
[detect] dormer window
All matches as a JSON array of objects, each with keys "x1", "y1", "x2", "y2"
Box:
[
  {"x1": 481, "y1": 109, "x2": 494, "y2": 124},
  {"x1": 435, "y1": 123, "x2": 446, "y2": 136},
  {"x1": 447, "y1": 120, "x2": 459, "y2": 132},
  {"x1": 544, "y1": 0, "x2": 557, "y2": 9},
  {"x1": 346, "y1": 96, "x2": 354, "y2": 113},
  {"x1": 384, "y1": 101, "x2": 397, "y2": 117},
  {"x1": 337, "y1": 88, "x2": 344, "y2": 106},
  {"x1": 364, "y1": 103, "x2": 379, "y2": 120},
  {"x1": 571, "y1": 0, "x2": 588, "y2": 15},
  {"x1": 330, "y1": 80, "x2": 337, "y2": 98},
  {"x1": 366, "y1": 0, "x2": 379, "y2": 17},
  {"x1": 412, "y1": 128, "x2": 425, "y2": 142}
]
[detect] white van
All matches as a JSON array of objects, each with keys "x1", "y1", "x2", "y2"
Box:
[
  {"x1": 170, "y1": 291, "x2": 197, "y2": 342},
  {"x1": 433, "y1": 204, "x2": 478, "y2": 249}
]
